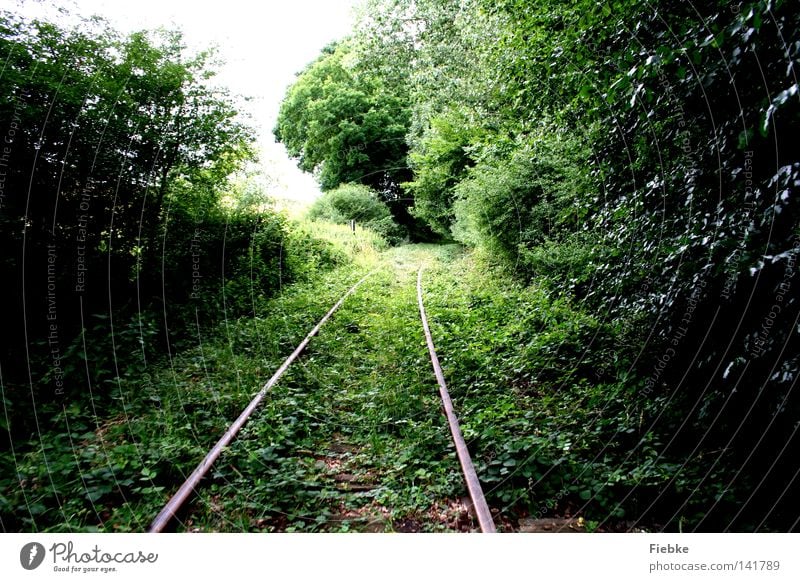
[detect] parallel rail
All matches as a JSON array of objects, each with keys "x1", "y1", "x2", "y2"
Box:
[
  {"x1": 417, "y1": 266, "x2": 496, "y2": 533},
  {"x1": 149, "y1": 264, "x2": 496, "y2": 533}
]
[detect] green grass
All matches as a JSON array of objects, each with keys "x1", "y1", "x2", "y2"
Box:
[
  {"x1": 417, "y1": 251, "x2": 670, "y2": 526},
  {"x1": 2, "y1": 223, "x2": 673, "y2": 532},
  {"x1": 291, "y1": 219, "x2": 388, "y2": 267}
]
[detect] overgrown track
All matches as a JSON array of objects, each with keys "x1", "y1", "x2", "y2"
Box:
[
  {"x1": 149, "y1": 262, "x2": 495, "y2": 533},
  {"x1": 417, "y1": 267, "x2": 495, "y2": 533},
  {"x1": 149, "y1": 271, "x2": 375, "y2": 533}
]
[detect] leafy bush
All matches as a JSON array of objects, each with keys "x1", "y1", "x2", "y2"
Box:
[
  {"x1": 308, "y1": 183, "x2": 405, "y2": 244},
  {"x1": 451, "y1": 131, "x2": 592, "y2": 270},
  {"x1": 405, "y1": 106, "x2": 486, "y2": 236}
]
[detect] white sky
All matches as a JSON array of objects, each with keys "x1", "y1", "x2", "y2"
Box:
[{"x1": 14, "y1": 0, "x2": 364, "y2": 205}]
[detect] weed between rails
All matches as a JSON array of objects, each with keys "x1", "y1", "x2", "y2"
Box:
[{"x1": 180, "y1": 245, "x2": 469, "y2": 532}]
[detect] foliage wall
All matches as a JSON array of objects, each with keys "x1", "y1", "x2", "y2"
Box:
[
  {"x1": 276, "y1": 0, "x2": 800, "y2": 530},
  {"x1": 0, "y1": 12, "x2": 338, "y2": 468}
]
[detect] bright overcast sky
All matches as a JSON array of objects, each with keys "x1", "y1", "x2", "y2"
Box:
[{"x1": 14, "y1": 0, "x2": 364, "y2": 204}]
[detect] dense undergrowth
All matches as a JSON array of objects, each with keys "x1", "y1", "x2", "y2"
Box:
[
  {"x1": 424, "y1": 250, "x2": 711, "y2": 530},
  {"x1": 0, "y1": 224, "x2": 380, "y2": 532},
  {"x1": 2, "y1": 235, "x2": 703, "y2": 532}
]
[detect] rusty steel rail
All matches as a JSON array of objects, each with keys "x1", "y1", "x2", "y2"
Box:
[
  {"x1": 149, "y1": 270, "x2": 375, "y2": 533},
  {"x1": 416, "y1": 266, "x2": 496, "y2": 533}
]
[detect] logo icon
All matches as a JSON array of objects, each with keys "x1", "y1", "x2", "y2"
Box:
[{"x1": 20, "y1": 542, "x2": 46, "y2": 570}]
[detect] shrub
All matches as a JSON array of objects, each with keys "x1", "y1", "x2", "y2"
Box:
[
  {"x1": 308, "y1": 183, "x2": 405, "y2": 244},
  {"x1": 451, "y1": 131, "x2": 592, "y2": 273}
]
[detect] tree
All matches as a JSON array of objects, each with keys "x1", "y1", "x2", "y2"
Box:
[
  {"x1": 274, "y1": 40, "x2": 410, "y2": 194},
  {"x1": 274, "y1": 39, "x2": 438, "y2": 240},
  {"x1": 293, "y1": 0, "x2": 800, "y2": 530},
  {"x1": 0, "y1": 10, "x2": 255, "y2": 410}
]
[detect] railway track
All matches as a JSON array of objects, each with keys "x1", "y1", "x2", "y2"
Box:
[{"x1": 149, "y1": 265, "x2": 495, "y2": 533}]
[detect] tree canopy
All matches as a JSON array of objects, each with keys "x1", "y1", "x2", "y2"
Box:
[{"x1": 274, "y1": 40, "x2": 411, "y2": 193}]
